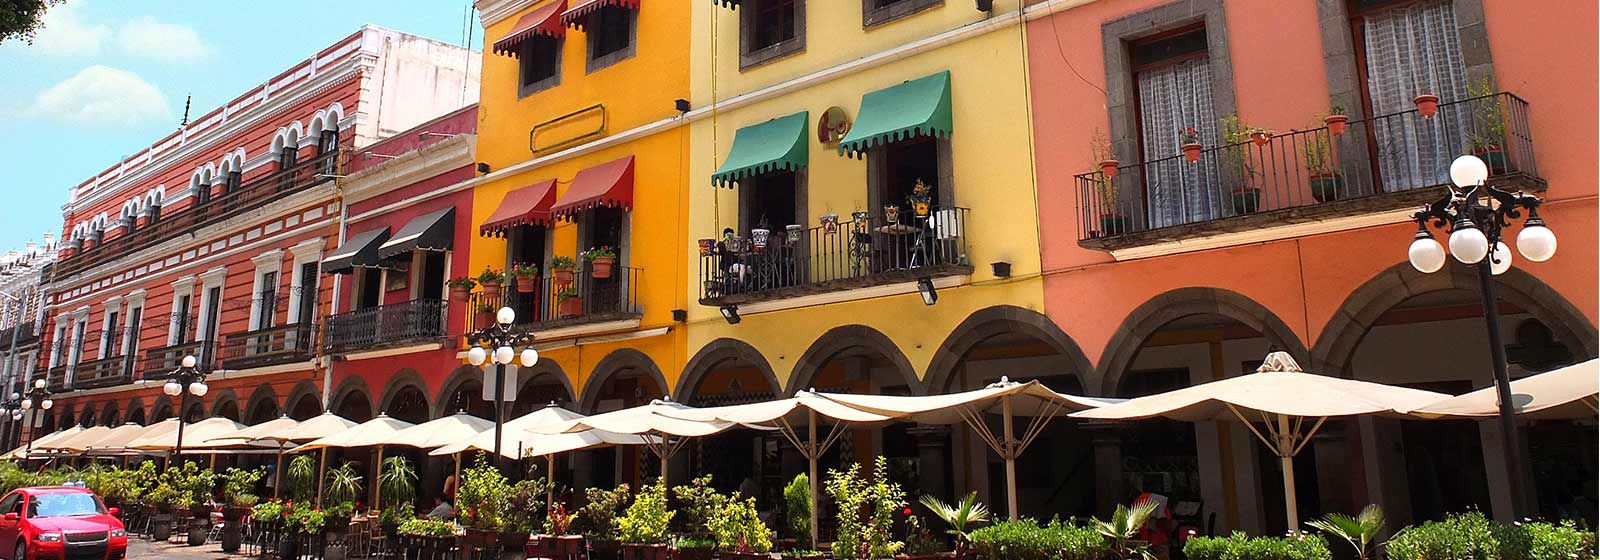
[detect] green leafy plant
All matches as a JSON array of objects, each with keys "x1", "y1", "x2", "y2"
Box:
[
  {"x1": 783, "y1": 473, "x2": 812, "y2": 546},
  {"x1": 550, "y1": 255, "x2": 577, "y2": 269},
  {"x1": 446, "y1": 277, "x2": 477, "y2": 290},
  {"x1": 251, "y1": 500, "x2": 286, "y2": 521},
  {"x1": 904, "y1": 514, "x2": 941, "y2": 555},
  {"x1": 223, "y1": 467, "x2": 264, "y2": 508},
  {"x1": 378, "y1": 502, "x2": 416, "y2": 534},
  {"x1": 285, "y1": 501, "x2": 327, "y2": 534},
  {"x1": 1496, "y1": 518, "x2": 1598, "y2": 560},
  {"x1": 510, "y1": 263, "x2": 540, "y2": 278},
  {"x1": 325, "y1": 464, "x2": 363, "y2": 507},
  {"x1": 581, "y1": 246, "x2": 616, "y2": 261},
  {"x1": 618, "y1": 480, "x2": 672, "y2": 545},
  {"x1": 1184, "y1": 532, "x2": 1332, "y2": 560},
  {"x1": 1307, "y1": 505, "x2": 1385, "y2": 560},
  {"x1": 1385, "y1": 511, "x2": 1498, "y2": 560},
  {"x1": 546, "y1": 502, "x2": 576, "y2": 537},
  {"x1": 1092, "y1": 502, "x2": 1160, "y2": 560},
  {"x1": 506, "y1": 476, "x2": 552, "y2": 534},
  {"x1": 824, "y1": 457, "x2": 906, "y2": 560},
  {"x1": 457, "y1": 456, "x2": 512, "y2": 531},
  {"x1": 573, "y1": 484, "x2": 630, "y2": 540},
  {"x1": 286, "y1": 455, "x2": 317, "y2": 501},
  {"x1": 476, "y1": 266, "x2": 504, "y2": 284},
  {"x1": 1465, "y1": 77, "x2": 1506, "y2": 152},
  {"x1": 920, "y1": 492, "x2": 991, "y2": 556},
  {"x1": 379, "y1": 456, "x2": 417, "y2": 509},
  {"x1": 556, "y1": 287, "x2": 580, "y2": 301},
  {"x1": 399, "y1": 518, "x2": 461, "y2": 539},
  {"x1": 325, "y1": 501, "x2": 356, "y2": 521},
  {"x1": 673, "y1": 475, "x2": 729, "y2": 540},
  {"x1": 968, "y1": 518, "x2": 1106, "y2": 560},
  {"x1": 710, "y1": 495, "x2": 772, "y2": 553}
]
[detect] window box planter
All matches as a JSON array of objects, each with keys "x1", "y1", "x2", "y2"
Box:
[
  {"x1": 679, "y1": 545, "x2": 715, "y2": 560},
  {"x1": 1413, "y1": 93, "x2": 1440, "y2": 117},
  {"x1": 1323, "y1": 113, "x2": 1348, "y2": 135},
  {"x1": 559, "y1": 296, "x2": 584, "y2": 319},
  {"x1": 780, "y1": 553, "x2": 826, "y2": 560},
  {"x1": 463, "y1": 528, "x2": 499, "y2": 549},
  {"x1": 1473, "y1": 146, "x2": 1508, "y2": 175},
  {"x1": 590, "y1": 538, "x2": 623, "y2": 560},
  {"x1": 1230, "y1": 188, "x2": 1261, "y2": 214},
  {"x1": 1310, "y1": 172, "x2": 1346, "y2": 203},
  {"x1": 622, "y1": 543, "x2": 674, "y2": 560},
  {"x1": 720, "y1": 551, "x2": 773, "y2": 560},
  {"x1": 500, "y1": 531, "x2": 531, "y2": 553},
  {"x1": 1181, "y1": 142, "x2": 1203, "y2": 162},
  {"x1": 528, "y1": 534, "x2": 587, "y2": 558}
]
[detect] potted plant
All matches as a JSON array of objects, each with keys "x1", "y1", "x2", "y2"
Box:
[
  {"x1": 557, "y1": 288, "x2": 583, "y2": 319},
  {"x1": 511, "y1": 263, "x2": 540, "y2": 294},
  {"x1": 400, "y1": 518, "x2": 462, "y2": 558},
  {"x1": 476, "y1": 303, "x2": 497, "y2": 329},
  {"x1": 619, "y1": 480, "x2": 673, "y2": 560},
  {"x1": 781, "y1": 474, "x2": 811, "y2": 551},
  {"x1": 1091, "y1": 175, "x2": 1126, "y2": 237},
  {"x1": 502, "y1": 477, "x2": 550, "y2": 553},
  {"x1": 574, "y1": 484, "x2": 630, "y2": 560},
  {"x1": 477, "y1": 267, "x2": 505, "y2": 298},
  {"x1": 220, "y1": 468, "x2": 263, "y2": 552},
  {"x1": 378, "y1": 456, "x2": 418, "y2": 514},
  {"x1": 146, "y1": 483, "x2": 178, "y2": 541},
  {"x1": 900, "y1": 513, "x2": 944, "y2": 560},
  {"x1": 1303, "y1": 129, "x2": 1344, "y2": 203},
  {"x1": 324, "y1": 464, "x2": 363, "y2": 532},
  {"x1": 1231, "y1": 188, "x2": 1262, "y2": 214},
  {"x1": 711, "y1": 496, "x2": 772, "y2": 560},
  {"x1": 1092, "y1": 502, "x2": 1159, "y2": 560},
  {"x1": 1324, "y1": 103, "x2": 1349, "y2": 135},
  {"x1": 919, "y1": 493, "x2": 991, "y2": 560},
  {"x1": 550, "y1": 255, "x2": 577, "y2": 285},
  {"x1": 1220, "y1": 115, "x2": 1262, "y2": 214},
  {"x1": 1178, "y1": 127, "x2": 1203, "y2": 162},
  {"x1": 458, "y1": 458, "x2": 512, "y2": 552},
  {"x1": 447, "y1": 277, "x2": 476, "y2": 304},
  {"x1": 530, "y1": 501, "x2": 582, "y2": 559},
  {"x1": 1466, "y1": 78, "x2": 1508, "y2": 175},
  {"x1": 826, "y1": 458, "x2": 907, "y2": 560},
  {"x1": 583, "y1": 246, "x2": 617, "y2": 279},
  {"x1": 1092, "y1": 128, "x2": 1118, "y2": 178},
  {"x1": 1413, "y1": 93, "x2": 1440, "y2": 118},
  {"x1": 674, "y1": 475, "x2": 727, "y2": 560},
  {"x1": 1246, "y1": 127, "x2": 1272, "y2": 146}
]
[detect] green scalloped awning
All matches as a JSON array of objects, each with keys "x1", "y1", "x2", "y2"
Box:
[
  {"x1": 711, "y1": 111, "x2": 809, "y2": 188},
  {"x1": 837, "y1": 70, "x2": 953, "y2": 158}
]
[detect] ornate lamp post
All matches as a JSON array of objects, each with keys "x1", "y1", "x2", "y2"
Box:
[
  {"x1": 0, "y1": 393, "x2": 20, "y2": 451},
  {"x1": 19, "y1": 377, "x2": 52, "y2": 455},
  {"x1": 1407, "y1": 154, "x2": 1557, "y2": 517},
  {"x1": 464, "y1": 306, "x2": 538, "y2": 468},
  {"x1": 161, "y1": 355, "x2": 209, "y2": 468}
]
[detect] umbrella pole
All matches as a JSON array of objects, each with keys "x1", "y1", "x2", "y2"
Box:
[
  {"x1": 454, "y1": 453, "x2": 462, "y2": 502},
  {"x1": 1002, "y1": 396, "x2": 1019, "y2": 521},
  {"x1": 316, "y1": 448, "x2": 328, "y2": 508},
  {"x1": 374, "y1": 445, "x2": 384, "y2": 510},
  {"x1": 547, "y1": 455, "x2": 556, "y2": 518},
  {"x1": 209, "y1": 453, "x2": 216, "y2": 470},
  {"x1": 274, "y1": 443, "x2": 285, "y2": 500},
  {"x1": 808, "y1": 410, "x2": 820, "y2": 549},
  {"x1": 1276, "y1": 415, "x2": 1300, "y2": 534}
]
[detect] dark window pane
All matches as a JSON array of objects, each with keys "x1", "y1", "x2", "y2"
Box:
[
  {"x1": 591, "y1": 6, "x2": 632, "y2": 60},
  {"x1": 752, "y1": 0, "x2": 795, "y2": 50}
]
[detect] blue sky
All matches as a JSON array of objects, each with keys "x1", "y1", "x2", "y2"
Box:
[{"x1": 0, "y1": 0, "x2": 482, "y2": 251}]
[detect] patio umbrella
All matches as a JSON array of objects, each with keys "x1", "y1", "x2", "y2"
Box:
[
  {"x1": 1072, "y1": 351, "x2": 1450, "y2": 532},
  {"x1": 818, "y1": 379, "x2": 1117, "y2": 519},
  {"x1": 128, "y1": 417, "x2": 257, "y2": 452},
  {"x1": 555, "y1": 399, "x2": 743, "y2": 481},
  {"x1": 87, "y1": 420, "x2": 177, "y2": 457},
  {"x1": 36, "y1": 425, "x2": 111, "y2": 454},
  {"x1": 11, "y1": 425, "x2": 86, "y2": 459},
  {"x1": 661, "y1": 391, "x2": 898, "y2": 545},
  {"x1": 381, "y1": 413, "x2": 495, "y2": 509},
  {"x1": 76, "y1": 423, "x2": 151, "y2": 455},
  {"x1": 1401, "y1": 358, "x2": 1598, "y2": 420},
  {"x1": 205, "y1": 413, "x2": 360, "y2": 499},
  {"x1": 297, "y1": 414, "x2": 416, "y2": 507}
]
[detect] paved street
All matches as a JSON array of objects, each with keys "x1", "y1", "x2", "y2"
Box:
[{"x1": 126, "y1": 539, "x2": 250, "y2": 560}]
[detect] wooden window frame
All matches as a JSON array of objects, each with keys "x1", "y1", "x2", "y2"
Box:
[
  {"x1": 862, "y1": 0, "x2": 942, "y2": 28},
  {"x1": 518, "y1": 35, "x2": 564, "y2": 98},
  {"x1": 585, "y1": 6, "x2": 638, "y2": 74},
  {"x1": 739, "y1": 0, "x2": 806, "y2": 70},
  {"x1": 737, "y1": 168, "x2": 809, "y2": 234}
]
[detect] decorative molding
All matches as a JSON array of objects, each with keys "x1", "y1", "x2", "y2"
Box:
[
  {"x1": 289, "y1": 238, "x2": 325, "y2": 261},
  {"x1": 342, "y1": 134, "x2": 477, "y2": 208},
  {"x1": 251, "y1": 249, "x2": 285, "y2": 267},
  {"x1": 198, "y1": 266, "x2": 228, "y2": 286},
  {"x1": 477, "y1": 0, "x2": 540, "y2": 29},
  {"x1": 340, "y1": 343, "x2": 446, "y2": 362},
  {"x1": 1105, "y1": 209, "x2": 1416, "y2": 261}
]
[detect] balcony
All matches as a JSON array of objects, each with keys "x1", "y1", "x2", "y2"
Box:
[
  {"x1": 1075, "y1": 92, "x2": 1542, "y2": 252},
  {"x1": 46, "y1": 364, "x2": 69, "y2": 392},
  {"x1": 219, "y1": 324, "x2": 316, "y2": 370},
  {"x1": 698, "y1": 207, "x2": 972, "y2": 307},
  {"x1": 325, "y1": 299, "x2": 448, "y2": 355},
  {"x1": 0, "y1": 322, "x2": 37, "y2": 351},
  {"x1": 52, "y1": 149, "x2": 345, "y2": 279},
  {"x1": 140, "y1": 340, "x2": 215, "y2": 378},
  {"x1": 72, "y1": 354, "x2": 135, "y2": 390},
  {"x1": 464, "y1": 266, "x2": 643, "y2": 335}
]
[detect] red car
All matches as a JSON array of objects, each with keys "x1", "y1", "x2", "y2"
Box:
[{"x1": 0, "y1": 487, "x2": 127, "y2": 560}]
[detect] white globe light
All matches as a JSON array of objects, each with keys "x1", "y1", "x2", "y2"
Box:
[
  {"x1": 1517, "y1": 225, "x2": 1557, "y2": 262},
  {"x1": 519, "y1": 348, "x2": 539, "y2": 367},
  {"x1": 1448, "y1": 226, "x2": 1489, "y2": 264},
  {"x1": 163, "y1": 381, "x2": 182, "y2": 396},
  {"x1": 496, "y1": 307, "x2": 516, "y2": 325},
  {"x1": 494, "y1": 346, "x2": 515, "y2": 365},
  {"x1": 189, "y1": 382, "x2": 209, "y2": 397},
  {"x1": 19, "y1": 399, "x2": 31, "y2": 410},
  {"x1": 32, "y1": 379, "x2": 44, "y2": 389},
  {"x1": 466, "y1": 346, "x2": 487, "y2": 366},
  {"x1": 1490, "y1": 242, "x2": 1512, "y2": 276},
  {"x1": 1449, "y1": 155, "x2": 1489, "y2": 188},
  {"x1": 180, "y1": 355, "x2": 197, "y2": 368},
  {"x1": 7, "y1": 392, "x2": 16, "y2": 401},
  {"x1": 9, "y1": 412, "x2": 18, "y2": 421},
  {"x1": 39, "y1": 399, "x2": 51, "y2": 410},
  {"x1": 1408, "y1": 236, "x2": 1447, "y2": 273}
]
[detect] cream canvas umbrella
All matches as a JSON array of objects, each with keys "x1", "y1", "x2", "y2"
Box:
[
  {"x1": 1072, "y1": 351, "x2": 1451, "y2": 532},
  {"x1": 1402, "y1": 358, "x2": 1599, "y2": 420},
  {"x1": 556, "y1": 399, "x2": 742, "y2": 481},
  {"x1": 382, "y1": 413, "x2": 495, "y2": 509},
  {"x1": 297, "y1": 414, "x2": 416, "y2": 507},
  {"x1": 36, "y1": 425, "x2": 111, "y2": 454},
  {"x1": 77, "y1": 423, "x2": 151, "y2": 455},
  {"x1": 818, "y1": 379, "x2": 1116, "y2": 519},
  {"x1": 88, "y1": 420, "x2": 176, "y2": 457},
  {"x1": 205, "y1": 413, "x2": 360, "y2": 499},
  {"x1": 11, "y1": 425, "x2": 86, "y2": 460},
  {"x1": 661, "y1": 391, "x2": 898, "y2": 545}
]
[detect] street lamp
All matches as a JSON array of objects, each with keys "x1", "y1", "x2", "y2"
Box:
[
  {"x1": 1407, "y1": 154, "x2": 1557, "y2": 517},
  {"x1": 19, "y1": 377, "x2": 51, "y2": 456},
  {"x1": 162, "y1": 355, "x2": 208, "y2": 468},
  {"x1": 464, "y1": 306, "x2": 538, "y2": 468}
]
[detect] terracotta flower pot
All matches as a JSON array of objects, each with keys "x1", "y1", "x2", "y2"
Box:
[
  {"x1": 1181, "y1": 142, "x2": 1203, "y2": 162},
  {"x1": 1098, "y1": 159, "x2": 1119, "y2": 178},
  {"x1": 481, "y1": 280, "x2": 502, "y2": 298},
  {"x1": 475, "y1": 310, "x2": 494, "y2": 328},
  {"x1": 622, "y1": 543, "x2": 673, "y2": 560},
  {"x1": 554, "y1": 267, "x2": 575, "y2": 286},
  {"x1": 1324, "y1": 114, "x2": 1348, "y2": 136},
  {"x1": 1413, "y1": 94, "x2": 1440, "y2": 118},
  {"x1": 590, "y1": 257, "x2": 615, "y2": 279},
  {"x1": 1249, "y1": 131, "x2": 1271, "y2": 146},
  {"x1": 515, "y1": 275, "x2": 538, "y2": 293},
  {"x1": 559, "y1": 297, "x2": 584, "y2": 318}
]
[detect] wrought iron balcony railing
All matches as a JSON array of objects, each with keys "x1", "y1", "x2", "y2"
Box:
[
  {"x1": 53, "y1": 150, "x2": 345, "y2": 279},
  {"x1": 464, "y1": 265, "x2": 643, "y2": 335},
  {"x1": 46, "y1": 364, "x2": 69, "y2": 392},
  {"x1": 325, "y1": 299, "x2": 448, "y2": 355},
  {"x1": 219, "y1": 324, "x2": 315, "y2": 370},
  {"x1": 698, "y1": 207, "x2": 972, "y2": 306},
  {"x1": 72, "y1": 355, "x2": 135, "y2": 390},
  {"x1": 140, "y1": 340, "x2": 215, "y2": 378},
  {"x1": 1075, "y1": 92, "x2": 1542, "y2": 249}
]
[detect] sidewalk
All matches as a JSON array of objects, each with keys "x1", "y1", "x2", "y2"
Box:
[{"x1": 127, "y1": 539, "x2": 253, "y2": 560}]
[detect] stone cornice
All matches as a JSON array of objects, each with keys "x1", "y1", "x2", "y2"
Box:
[
  {"x1": 476, "y1": 0, "x2": 539, "y2": 29},
  {"x1": 343, "y1": 134, "x2": 476, "y2": 208}
]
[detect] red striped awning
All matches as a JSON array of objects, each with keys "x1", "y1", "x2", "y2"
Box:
[
  {"x1": 480, "y1": 180, "x2": 558, "y2": 237},
  {"x1": 492, "y1": 0, "x2": 568, "y2": 56},
  {"x1": 561, "y1": 0, "x2": 641, "y2": 30},
  {"x1": 551, "y1": 156, "x2": 634, "y2": 220}
]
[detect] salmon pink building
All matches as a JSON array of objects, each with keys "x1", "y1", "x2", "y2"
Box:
[{"x1": 1025, "y1": 0, "x2": 1595, "y2": 534}]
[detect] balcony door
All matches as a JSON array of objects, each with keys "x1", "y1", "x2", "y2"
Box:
[
  {"x1": 257, "y1": 271, "x2": 278, "y2": 331},
  {"x1": 580, "y1": 208, "x2": 627, "y2": 315},
  {"x1": 1354, "y1": 0, "x2": 1471, "y2": 192},
  {"x1": 1133, "y1": 26, "x2": 1222, "y2": 229},
  {"x1": 296, "y1": 263, "x2": 318, "y2": 325}
]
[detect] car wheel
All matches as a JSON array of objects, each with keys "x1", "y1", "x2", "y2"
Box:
[{"x1": 12, "y1": 541, "x2": 22, "y2": 560}]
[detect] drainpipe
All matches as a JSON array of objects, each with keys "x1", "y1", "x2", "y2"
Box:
[{"x1": 323, "y1": 169, "x2": 349, "y2": 412}]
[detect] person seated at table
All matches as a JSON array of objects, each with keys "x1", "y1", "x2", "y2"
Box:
[{"x1": 427, "y1": 498, "x2": 455, "y2": 520}]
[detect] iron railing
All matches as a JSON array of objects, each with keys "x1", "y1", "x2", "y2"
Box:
[
  {"x1": 140, "y1": 340, "x2": 215, "y2": 378},
  {"x1": 0, "y1": 322, "x2": 37, "y2": 351},
  {"x1": 52, "y1": 150, "x2": 345, "y2": 279},
  {"x1": 72, "y1": 355, "x2": 135, "y2": 390},
  {"x1": 46, "y1": 364, "x2": 69, "y2": 392},
  {"x1": 698, "y1": 207, "x2": 972, "y2": 306},
  {"x1": 1075, "y1": 92, "x2": 1541, "y2": 245},
  {"x1": 219, "y1": 324, "x2": 315, "y2": 370},
  {"x1": 325, "y1": 299, "x2": 448, "y2": 354},
  {"x1": 464, "y1": 265, "x2": 643, "y2": 334}
]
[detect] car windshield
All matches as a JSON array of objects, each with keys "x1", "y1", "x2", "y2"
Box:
[{"x1": 28, "y1": 494, "x2": 103, "y2": 518}]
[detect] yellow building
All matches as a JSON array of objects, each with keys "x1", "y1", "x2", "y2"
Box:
[
  {"x1": 684, "y1": 1, "x2": 1085, "y2": 515},
  {"x1": 469, "y1": 0, "x2": 692, "y2": 485}
]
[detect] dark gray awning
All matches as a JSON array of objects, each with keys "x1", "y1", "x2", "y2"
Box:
[
  {"x1": 321, "y1": 227, "x2": 391, "y2": 274},
  {"x1": 378, "y1": 207, "x2": 455, "y2": 259}
]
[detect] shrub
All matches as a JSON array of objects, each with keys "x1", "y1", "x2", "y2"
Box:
[
  {"x1": 1496, "y1": 519, "x2": 1598, "y2": 560},
  {"x1": 399, "y1": 518, "x2": 461, "y2": 538},
  {"x1": 825, "y1": 457, "x2": 906, "y2": 559},
  {"x1": 673, "y1": 475, "x2": 729, "y2": 540},
  {"x1": 711, "y1": 496, "x2": 772, "y2": 553},
  {"x1": 223, "y1": 467, "x2": 264, "y2": 508},
  {"x1": 1386, "y1": 511, "x2": 1498, "y2": 560},
  {"x1": 379, "y1": 456, "x2": 417, "y2": 509},
  {"x1": 457, "y1": 457, "x2": 511, "y2": 531},
  {"x1": 1184, "y1": 532, "x2": 1333, "y2": 560},
  {"x1": 251, "y1": 500, "x2": 286, "y2": 521},
  {"x1": 967, "y1": 518, "x2": 1106, "y2": 560},
  {"x1": 783, "y1": 473, "x2": 811, "y2": 545},
  {"x1": 619, "y1": 480, "x2": 672, "y2": 544},
  {"x1": 573, "y1": 484, "x2": 630, "y2": 540}
]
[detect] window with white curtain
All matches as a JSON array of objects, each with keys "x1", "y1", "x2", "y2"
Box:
[
  {"x1": 1135, "y1": 27, "x2": 1222, "y2": 229},
  {"x1": 1361, "y1": 0, "x2": 1470, "y2": 192}
]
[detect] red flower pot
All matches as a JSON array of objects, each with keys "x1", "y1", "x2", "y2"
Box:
[
  {"x1": 515, "y1": 275, "x2": 537, "y2": 293},
  {"x1": 1249, "y1": 131, "x2": 1271, "y2": 146},
  {"x1": 1181, "y1": 143, "x2": 1203, "y2": 163},
  {"x1": 1413, "y1": 94, "x2": 1440, "y2": 118},
  {"x1": 475, "y1": 310, "x2": 494, "y2": 328},
  {"x1": 449, "y1": 286, "x2": 470, "y2": 304},
  {"x1": 559, "y1": 297, "x2": 584, "y2": 318},
  {"x1": 481, "y1": 281, "x2": 502, "y2": 298},
  {"x1": 1324, "y1": 114, "x2": 1348, "y2": 136},
  {"x1": 590, "y1": 257, "x2": 615, "y2": 279},
  {"x1": 1098, "y1": 159, "x2": 1119, "y2": 178},
  {"x1": 554, "y1": 267, "x2": 575, "y2": 286}
]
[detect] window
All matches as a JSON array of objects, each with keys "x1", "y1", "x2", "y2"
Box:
[
  {"x1": 172, "y1": 294, "x2": 193, "y2": 344},
  {"x1": 295, "y1": 263, "x2": 318, "y2": 325},
  {"x1": 506, "y1": 225, "x2": 549, "y2": 273},
  {"x1": 579, "y1": 207, "x2": 627, "y2": 313},
  {"x1": 69, "y1": 319, "x2": 86, "y2": 366},
  {"x1": 257, "y1": 271, "x2": 278, "y2": 330},
  {"x1": 586, "y1": 5, "x2": 636, "y2": 72},
  {"x1": 1131, "y1": 26, "x2": 1221, "y2": 228},
  {"x1": 355, "y1": 269, "x2": 383, "y2": 310},
  {"x1": 100, "y1": 310, "x2": 119, "y2": 359},
  {"x1": 278, "y1": 145, "x2": 299, "y2": 170},
  {"x1": 862, "y1": 0, "x2": 942, "y2": 28},
  {"x1": 869, "y1": 135, "x2": 951, "y2": 216},
  {"x1": 739, "y1": 170, "x2": 805, "y2": 233},
  {"x1": 416, "y1": 252, "x2": 447, "y2": 301},
  {"x1": 200, "y1": 287, "x2": 221, "y2": 342},
  {"x1": 519, "y1": 36, "x2": 563, "y2": 96},
  {"x1": 740, "y1": 0, "x2": 804, "y2": 69},
  {"x1": 124, "y1": 306, "x2": 142, "y2": 358},
  {"x1": 1352, "y1": 0, "x2": 1471, "y2": 191}
]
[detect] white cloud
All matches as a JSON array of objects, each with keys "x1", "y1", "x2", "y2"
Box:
[
  {"x1": 117, "y1": 16, "x2": 211, "y2": 63},
  {"x1": 27, "y1": 2, "x2": 112, "y2": 56},
  {"x1": 27, "y1": 66, "x2": 172, "y2": 127}
]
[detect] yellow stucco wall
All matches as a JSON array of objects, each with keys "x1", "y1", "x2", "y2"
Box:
[
  {"x1": 471, "y1": 0, "x2": 693, "y2": 399},
  {"x1": 684, "y1": 1, "x2": 1045, "y2": 392}
]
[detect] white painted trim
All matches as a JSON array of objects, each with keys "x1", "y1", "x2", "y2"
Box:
[
  {"x1": 476, "y1": 0, "x2": 540, "y2": 28},
  {"x1": 211, "y1": 362, "x2": 315, "y2": 380},
  {"x1": 737, "y1": 275, "x2": 966, "y2": 315},
  {"x1": 341, "y1": 343, "x2": 445, "y2": 362},
  {"x1": 195, "y1": 267, "x2": 228, "y2": 342},
  {"x1": 287, "y1": 239, "x2": 324, "y2": 325},
  {"x1": 1105, "y1": 209, "x2": 1418, "y2": 261}
]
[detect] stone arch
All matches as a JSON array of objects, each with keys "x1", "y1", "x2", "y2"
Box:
[
  {"x1": 787, "y1": 325, "x2": 921, "y2": 395},
  {"x1": 149, "y1": 395, "x2": 173, "y2": 421},
  {"x1": 435, "y1": 365, "x2": 501, "y2": 420},
  {"x1": 181, "y1": 399, "x2": 204, "y2": 422},
  {"x1": 676, "y1": 338, "x2": 780, "y2": 400},
  {"x1": 1095, "y1": 287, "x2": 1309, "y2": 396},
  {"x1": 99, "y1": 401, "x2": 119, "y2": 426},
  {"x1": 923, "y1": 305, "x2": 1096, "y2": 395},
  {"x1": 1311, "y1": 262, "x2": 1599, "y2": 375},
  {"x1": 125, "y1": 398, "x2": 147, "y2": 425},
  {"x1": 77, "y1": 405, "x2": 93, "y2": 427},
  {"x1": 243, "y1": 385, "x2": 281, "y2": 424},
  {"x1": 578, "y1": 348, "x2": 670, "y2": 413},
  {"x1": 377, "y1": 369, "x2": 430, "y2": 416},
  {"x1": 210, "y1": 389, "x2": 241, "y2": 419},
  {"x1": 510, "y1": 359, "x2": 576, "y2": 416},
  {"x1": 330, "y1": 375, "x2": 375, "y2": 421},
  {"x1": 283, "y1": 380, "x2": 323, "y2": 420}
]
